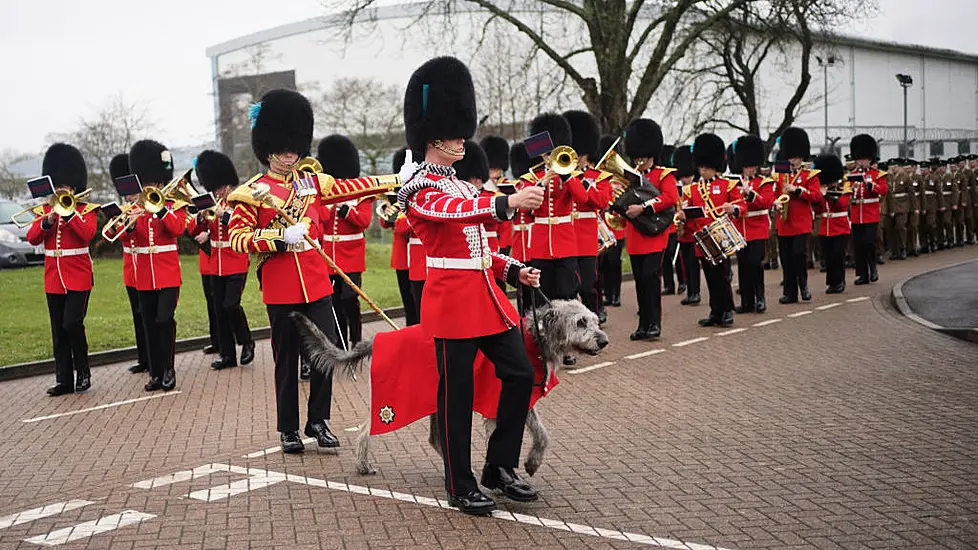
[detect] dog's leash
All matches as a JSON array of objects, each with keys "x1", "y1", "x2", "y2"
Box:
[{"x1": 528, "y1": 284, "x2": 553, "y2": 390}]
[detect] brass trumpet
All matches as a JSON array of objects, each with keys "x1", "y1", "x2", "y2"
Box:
[
  {"x1": 532, "y1": 146, "x2": 578, "y2": 186},
  {"x1": 143, "y1": 169, "x2": 197, "y2": 214},
  {"x1": 10, "y1": 188, "x2": 93, "y2": 228}
]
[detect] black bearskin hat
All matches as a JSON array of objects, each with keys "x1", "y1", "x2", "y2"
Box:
[
  {"x1": 194, "y1": 150, "x2": 239, "y2": 193},
  {"x1": 849, "y1": 134, "x2": 878, "y2": 161},
  {"x1": 109, "y1": 154, "x2": 130, "y2": 182},
  {"x1": 562, "y1": 110, "x2": 600, "y2": 160},
  {"x1": 251, "y1": 89, "x2": 314, "y2": 164},
  {"x1": 42, "y1": 143, "x2": 88, "y2": 193},
  {"x1": 672, "y1": 145, "x2": 694, "y2": 178},
  {"x1": 480, "y1": 136, "x2": 510, "y2": 172},
  {"x1": 660, "y1": 145, "x2": 676, "y2": 167},
  {"x1": 510, "y1": 141, "x2": 532, "y2": 177},
  {"x1": 598, "y1": 134, "x2": 619, "y2": 158},
  {"x1": 392, "y1": 147, "x2": 408, "y2": 173},
  {"x1": 726, "y1": 144, "x2": 740, "y2": 174},
  {"x1": 624, "y1": 118, "x2": 664, "y2": 162},
  {"x1": 129, "y1": 139, "x2": 173, "y2": 185},
  {"x1": 734, "y1": 135, "x2": 765, "y2": 168},
  {"x1": 316, "y1": 135, "x2": 361, "y2": 179},
  {"x1": 814, "y1": 154, "x2": 844, "y2": 186},
  {"x1": 403, "y1": 56, "x2": 478, "y2": 153},
  {"x1": 528, "y1": 113, "x2": 572, "y2": 150},
  {"x1": 780, "y1": 127, "x2": 810, "y2": 160},
  {"x1": 453, "y1": 140, "x2": 490, "y2": 183},
  {"x1": 693, "y1": 133, "x2": 726, "y2": 172}
]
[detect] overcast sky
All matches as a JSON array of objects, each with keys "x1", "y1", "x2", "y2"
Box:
[{"x1": 1, "y1": 0, "x2": 975, "y2": 155}]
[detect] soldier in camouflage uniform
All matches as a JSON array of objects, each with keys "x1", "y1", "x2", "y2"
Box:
[
  {"x1": 968, "y1": 155, "x2": 978, "y2": 245},
  {"x1": 919, "y1": 161, "x2": 940, "y2": 253},
  {"x1": 906, "y1": 160, "x2": 921, "y2": 257},
  {"x1": 936, "y1": 160, "x2": 954, "y2": 249},
  {"x1": 949, "y1": 157, "x2": 965, "y2": 247},
  {"x1": 886, "y1": 159, "x2": 911, "y2": 260}
]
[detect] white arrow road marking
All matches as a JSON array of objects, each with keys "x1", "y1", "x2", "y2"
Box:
[
  {"x1": 0, "y1": 501, "x2": 93, "y2": 531},
  {"x1": 23, "y1": 510, "x2": 154, "y2": 546},
  {"x1": 130, "y1": 463, "x2": 236, "y2": 490}
]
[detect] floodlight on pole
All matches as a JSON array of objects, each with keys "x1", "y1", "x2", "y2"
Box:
[
  {"x1": 817, "y1": 56, "x2": 838, "y2": 147},
  {"x1": 896, "y1": 74, "x2": 914, "y2": 157}
]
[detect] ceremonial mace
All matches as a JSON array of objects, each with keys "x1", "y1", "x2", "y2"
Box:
[{"x1": 251, "y1": 183, "x2": 400, "y2": 331}]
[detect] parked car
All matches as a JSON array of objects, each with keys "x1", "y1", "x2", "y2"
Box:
[{"x1": 0, "y1": 199, "x2": 46, "y2": 268}]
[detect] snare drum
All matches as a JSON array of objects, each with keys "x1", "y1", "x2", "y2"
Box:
[{"x1": 693, "y1": 215, "x2": 746, "y2": 266}]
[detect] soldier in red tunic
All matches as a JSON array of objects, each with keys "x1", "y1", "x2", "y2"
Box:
[
  {"x1": 731, "y1": 135, "x2": 775, "y2": 313},
  {"x1": 398, "y1": 57, "x2": 545, "y2": 516},
  {"x1": 682, "y1": 134, "x2": 743, "y2": 327},
  {"x1": 480, "y1": 136, "x2": 514, "y2": 257},
  {"x1": 774, "y1": 127, "x2": 823, "y2": 304},
  {"x1": 847, "y1": 134, "x2": 889, "y2": 285},
  {"x1": 673, "y1": 146, "x2": 701, "y2": 306},
  {"x1": 381, "y1": 147, "x2": 419, "y2": 326},
  {"x1": 508, "y1": 142, "x2": 536, "y2": 314},
  {"x1": 228, "y1": 89, "x2": 395, "y2": 454},
  {"x1": 812, "y1": 154, "x2": 851, "y2": 293},
  {"x1": 26, "y1": 144, "x2": 97, "y2": 396},
  {"x1": 317, "y1": 135, "x2": 373, "y2": 346},
  {"x1": 596, "y1": 134, "x2": 625, "y2": 310},
  {"x1": 190, "y1": 150, "x2": 255, "y2": 370}
]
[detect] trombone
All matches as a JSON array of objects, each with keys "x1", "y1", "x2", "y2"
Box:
[
  {"x1": 101, "y1": 200, "x2": 144, "y2": 242},
  {"x1": 10, "y1": 188, "x2": 93, "y2": 228},
  {"x1": 532, "y1": 145, "x2": 578, "y2": 186}
]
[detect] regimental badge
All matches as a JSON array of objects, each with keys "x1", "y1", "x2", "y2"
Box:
[{"x1": 378, "y1": 405, "x2": 395, "y2": 425}]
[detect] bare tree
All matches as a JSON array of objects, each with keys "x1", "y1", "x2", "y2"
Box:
[
  {"x1": 0, "y1": 149, "x2": 32, "y2": 201},
  {"x1": 314, "y1": 77, "x2": 403, "y2": 175},
  {"x1": 325, "y1": 0, "x2": 755, "y2": 135}
]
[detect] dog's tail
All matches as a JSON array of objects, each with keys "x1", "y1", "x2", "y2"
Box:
[{"x1": 289, "y1": 312, "x2": 374, "y2": 379}]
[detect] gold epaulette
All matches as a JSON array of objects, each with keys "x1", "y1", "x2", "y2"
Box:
[
  {"x1": 806, "y1": 169, "x2": 821, "y2": 181},
  {"x1": 226, "y1": 173, "x2": 265, "y2": 207},
  {"x1": 757, "y1": 177, "x2": 776, "y2": 187},
  {"x1": 681, "y1": 183, "x2": 692, "y2": 198},
  {"x1": 80, "y1": 203, "x2": 100, "y2": 215},
  {"x1": 727, "y1": 179, "x2": 739, "y2": 192},
  {"x1": 657, "y1": 167, "x2": 677, "y2": 178},
  {"x1": 876, "y1": 170, "x2": 888, "y2": 179}
]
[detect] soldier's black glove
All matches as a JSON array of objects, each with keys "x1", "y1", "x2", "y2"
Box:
[
  {"x1": 337, "y1": 204, "x2": 351, "y2": 218},
  {"x1": 865, "y1": 182, "x2": 874, "y2": 193},
  {"x1": 155, "y1": 207, "x2": 170, "y2": 220}
]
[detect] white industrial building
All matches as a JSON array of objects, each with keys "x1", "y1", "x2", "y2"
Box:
[{"x1": 205, "y1": 2, "x2": 978, "y2": 164}]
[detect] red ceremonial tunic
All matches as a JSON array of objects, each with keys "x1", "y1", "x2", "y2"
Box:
[
  {"x1": 815, "y1": 193, "x2": 852, "y2": 237},
  {"x1": 528, "y1": 167, "x2": 588, "y2": 259},
  {"x1": 121, "y1": 232, "x2": 138, "y2": 288},
  {"x1": 684, "y1": 177, "x2": 744, "y2": 258},
  {"x1": 381, "y1": 213, "x2": 410, "y2": 271},
  {"x1": 676, "y1": 181, "x2": 695, "y2": 244},
  {"x1": 321, "y1": 198, "x2": 372, "y2": 273},
  {"x1": 401, "y1": 166, "x2": 522, "y2": 339},
  {"x1": 127, "y1": 203, "x2": 186, "y2": 291},
  {"x1": 229, "y1": 171, "x2": 395, "y2": 305},
  {"x1": 186, "y1": 216, "x2": 214, "y2": 276},
  {"x1": 625, "y1": 167, "x2": 679, "y2": 256},
  {"x1": 573, "y1": 168, "x2": 613, "y2": 257},
  {"x1": 479, "y1": 188, "x2": 502, "y2": 252},
  {"x1": 188, "y1": 207, "x2": 250, "y2": 277},
  {"x1": 848, "y1": 168, "x2": 888, "y2": 224},
  {"x1": 774, "y1": 169, "x2": 823, "y2": 237},
  {"x1": 26, "y1": 203, "x2": 97, "y2": 294},
  {"x1": 734, "y1": 176, "x2": 776, "y2": 242}
]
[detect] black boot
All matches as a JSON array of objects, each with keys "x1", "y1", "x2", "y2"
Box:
[
  {"x1": 562, "y1": 355, "x2": 576, "y2": 366},
  {"x1": 75, "y1": 375, "x2": 91, "y2": 393},
  {"x1": 718, "y1": 311, "x2": 734, "y2": 326},
  {"x1": 870, "y1": 265, "x2": 879, "y2": 283},
  {"x1": 202, "y1": 344, "x2": 218, "y2": 355},
  {"x1": 161, "y1": 369, "x2": 176, "y2": 391},
  {"x1": 144, "y1": 378, "x2": 163, "y2": 392},
  {"x1": 662, "y1": 285, "x2": 676, "y2": 296},
  {"x1": 779, "y1": 295, "x2": 798, "y2": 304},
  {"x1": 801, "y1": 287, "x2": 812, "y2": 301},
  {"x1": 480, "y1": 465, "x2": 538, "y2": 502},
  {"x1": 46, "y1": 384, "x2": 73, "y2": 397},
  {"x1": 597, "y1": 309, "x2": 608, "y2": 325},
  {"x1": 877, "y1": 254, "x2": 886, "y2": 265},
  {"x1": 210, "y1": 357, "x2": 237, "y2": 371},
  {"x1": 611, "y1": 295, "x2": 621, "y2": 307},
  {"x1": 280, "y1": 431, "x2": 305, "y2": 454},
  {"x1": 127, "y1": 364, "x2": 147, "y2": 374},
  {"x1": 448, "y1": 490, "x2": 496, "y2": 516},
  {"x1": 240, "y1": 342, "x2": 256, "y2": 365},
  {"x1": 854, "y1": 276, "x2": 869, "y2": 285},
  {"x1": 734, "y1": 304, "x2": 755, "y2": 314},
  {"x1": 677, "y1": 284, "x2": 687, "y2": 295},
  {"x1": 698, "y1": 316, "x2": 719, "y2": 327},
  {"x1": 681, "y1": 293, "x2": 701, "y2": 305},
  {"x1": 756, "y1": 296, "x2": 767, "y2": 313},
  {"x1": 304, "y1": 419, "x2": 340, "y2": 449},
  {"x1": 826, "y1": 283, "x2": 846, "y2": 294}
]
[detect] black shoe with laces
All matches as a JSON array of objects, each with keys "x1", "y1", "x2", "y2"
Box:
[
  {"x1": 280, "y1": 432, "x2": 305, "y2": 454},
  {"x1": 304, "y1": 420, "x2": 340, "y2": 449},
  {"x1": 480, "y1": 465, "x2": 538, "y2": 502},
  {"x1": 448, "y1": 489, "x2": 496, "y2": 515}
]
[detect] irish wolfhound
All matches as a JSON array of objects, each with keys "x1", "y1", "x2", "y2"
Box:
[{"x1": 291, "y1": 299, "x2": 608, "y2": 476}]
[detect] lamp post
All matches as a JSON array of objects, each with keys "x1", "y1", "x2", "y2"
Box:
[
  {"x1": 896, "y1": 73, "x2": 914, "y2": 157},
  {"x1": 817, "y1": 56, "x2": 838, "y2": 149}
]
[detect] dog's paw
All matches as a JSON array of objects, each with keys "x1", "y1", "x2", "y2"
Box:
[
  {"x1": 524, "y1": 458, "x2": 540, "y2": 477},
  {"x1": 356, "y1": 465, "x2": 377, "y2": 475}
]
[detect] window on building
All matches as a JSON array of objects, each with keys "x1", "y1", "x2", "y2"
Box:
[
  {"x1": 898, "y1": 143, "x2": 915, "y2": 159},
  {"x1": 958, "y1": 140, "x2": 970, "y2": 155},
  {"x1": 930, "y1": 141, "x2": 944, "y2": 157}
]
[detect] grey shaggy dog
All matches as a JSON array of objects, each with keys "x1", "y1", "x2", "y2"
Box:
[{"x1": 290, "y1": 299, "x2": 608, "y2": 476}]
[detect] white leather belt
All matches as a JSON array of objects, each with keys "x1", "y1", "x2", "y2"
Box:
[
  {"x1": 820, "y1": 212, "x2": 848, "y2": 219},
  {"x1": 133, "y1": 245, "x2": 178, "y2": 254},
  {"x1": 942, "y1": 191, "x2": 952, "y2": 195},
  {"x1": 212, "y1": 241, "x2": 231, "y2": 249},
  {"x1": 925, "y1": 191, "x2": 936, "y2": 195},
  {"x1": 852, "y1": 198, "x2": 879, "y2": 204},
  {"x1": 573, "y1": 211, "x2": 598, "y2": 219},
  {"x1": 513, "y1": 224, "x2": 528, "y2": 232},
  {"x1": 122, "y1": 246, "x2": 134, "y2": 254},
  {"x1": 44, "y1": 247, "x2": 89, "y2": 258},
  {"x1": 408, "y1": 238, "x2": 422, "y2": 245},
  {"x1": 892, "y1": 192, "x2": 907, "y2": 198},
  {"x1": 533, "y1": 216, "x2": 573, "y2": 225},
  {"x1": 323, "y1": 232, "x2": 365, "y2": 242},
  {"x1": 484, "y1": 231, "x2": 498, "y2": 238},
  {"x1": 746, "y1": 209, "x2": 769, "y2": 217},
  {"x1": 426, "y1": 256, "x2": 492, "y2": 270},
  {"x1": 286, "y1": 241, "x2": 314, "y2": 253}
]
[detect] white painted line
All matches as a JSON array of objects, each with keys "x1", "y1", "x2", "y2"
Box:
[
  {"x1": 846, "y1": 296, "x2": 870, "y2": 303},
  {"x1": 186, "y1": 473, "x2": 287, "y2": 502},
  {"x1": 23, "y1": 510, "x2": 154, "y2": 546},
  {"x1": 130, "y1": 464, "x2": 235, "y2": 490},
  {"x1": 752, "y1": 319, "x2": 783, "y2": 327},
  {"x1": 787, "y1": 311, "x2": 813, "y2": 318},
  {"x1": 672, "y1": 337, "x2": 709, "y2": 348},
  {"x1": 624, "y1": 349, "x2": 666, "y2": 360},
  {"x1": 22, "y1": 392, "x2": 182, "y2": 424},
  {"x1": 566, "y1": 361, "x2": 617, "y2": 374},
  {"x1": 242, "y1": 438, "x2": 316, "y2": 459},
  {"x1": 716, "y1": 328, "x2": 746, "y2": 337},
  {"x1": 0, "y1": 500, "x2": 93, "y2": 531},
  {"x1": 344, "y1": 426, "x2": 360, "y2": 432},
  {"x1": 816, "y1": 302, "x2": 842, "y2": 310}
]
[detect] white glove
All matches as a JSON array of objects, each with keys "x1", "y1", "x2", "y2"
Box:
[
  {"x1": 399, "y1": 149, "x2": 420, "y2": 184},
  {"x1": 194, "y1": 231, "x2": 210, "y2": 244},
  {"x1": 283, "y1": 222, "x2": 308, "y2": 245}
]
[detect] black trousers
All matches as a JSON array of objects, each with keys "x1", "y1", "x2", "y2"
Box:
[
  {"x1": 576, "y1": 255, "x2": 599, "y2": 313},
  {"x1": 125, "y1": 286, "x2": 149, "y2": 370},
  {"x1": 410, "y1": 280, "x2": 425, "y2": 323},
  {"x1": 662, "y1": 233, "x2": 683, "y2": 289},
  {"x1": 736, "y1": 240, "x2": 766, "y2": 309},
  {"x1": 201, "y1": 274, "x2": 219, "y2": 348},
  {"x1": 778, "y1": 234, "x2": 809, "y2": 300},
  {"x1": 211, "y1": 273, "x2": 253, "y2": 362},
  {"x1": 851, "y1": 223, "x2": 878, "y2": 280},
  {"x1": 138, "y1": 287, "x2": 179, "y2": 381},
  {"x1": 330, "y1": 273, "x2": 363, "y2": 347},
  {"x1": 599, "y1": 240, "x2": 623, "y2": 301},
  {"x1": 46, "y1": 291, "x2": 90, "y2": 386},
  {"x1": 679, "y1": 241, "x2": 701, "y2": 295},
  {"x1": 630, "y1": 252, "x2": 663, "y2": 330},
  {"x1": 435, "y1": 327, "x2": 534, "y2": 496},
  {"x1": 396, "y1": 270, "x2": 419, "y2": 326},
  {"x1": 820, "y1": 235, "x2": 848, "y2": 288},
  {"x1": 532, "y1": 257, "x2": 579, "y2": 300},
  {"x1": 267, "y1": 296, "x2": 338, "y2": 433},
  {"x1": 701, "y1": 259, "x2": 734, "y2": 318}
]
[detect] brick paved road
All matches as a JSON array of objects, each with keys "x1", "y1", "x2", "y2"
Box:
[{"x1": 1, "y1": 248, "x2": 977, "y2": 549}]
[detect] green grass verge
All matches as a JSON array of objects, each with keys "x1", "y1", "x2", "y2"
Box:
[{"x1": 0, "y1": 242, "x2": 401, "y2": 366}]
